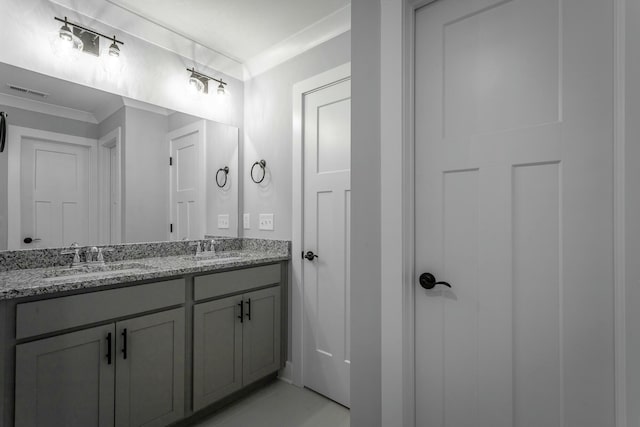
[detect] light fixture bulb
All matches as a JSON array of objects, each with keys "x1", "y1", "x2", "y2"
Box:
[
  {"x1": 217, "y1": 82, "x2": 225, "y2": 95},
  {"x1": 59, "y1": 19, "x2": 73, "y2": 46},
  {"x1": 189, "y1": 72, "x2": 205, "y2": 93},
  {"x1": 108, "y1": 40, "x2": 120, "y2": 57}
]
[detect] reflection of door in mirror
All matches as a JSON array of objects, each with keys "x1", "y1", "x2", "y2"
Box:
[
  {"x1": 10, "y1": 127, "x2": 98, "y2": 249},
  {"x1": 169, "y1": 121, "x2": 206, "y2": 241}
]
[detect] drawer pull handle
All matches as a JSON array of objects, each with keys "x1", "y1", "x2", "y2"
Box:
[
  {"x1": 106, "y1": 333, "x2": 112, "y2": 365},
  {"x1": 245, "y1": 298, "x2": 251, "y2": 320},
  {"x1": 238, "y1": 301, "x2": 244, "y2": 323},
  {"x1": 121, "y1": 328, "x2": 127, "y2": 359}
]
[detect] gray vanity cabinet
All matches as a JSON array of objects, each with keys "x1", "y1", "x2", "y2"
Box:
[
  {"x1": 15, "y1": 324, "x2": 116, "y2": 427},
  {"x1": 242, "y1": 286, "x2": 281, "y2": 385},
  {"x1": 12, "y1": 279, "x2": 186, "y2": 427},
  {"x1": 114, "y1": 308, "x2": 185, "y2": 427},
  {"x1": 193, "y1": 295, "x2": 243, "y2": 409},
  {"x1": 192, "y1": 264, "x2": 282, "y2": 412}
]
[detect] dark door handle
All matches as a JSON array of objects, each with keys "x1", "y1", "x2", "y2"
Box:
[
  {"x1": 419, "y1": 272, "x2": 451, "y2": 290},
  {"x1": 121, "y1": 328, "x2": 127, "y2": 359},
  {"x1": 238, "y1": 301, "x2": 244, "y2": 323},
  {"x1": 23, "y1": 237, "x2": 41, "y2": 244},
  {"x1": 106, "y1": 332, "x2": 112, "y2": 365},
  {"x1": 303, "y1": 251, "x2": 318, "y2": 261},
  {"x1": 245, "y1": 298, "x2": 251, "y2": 320}
]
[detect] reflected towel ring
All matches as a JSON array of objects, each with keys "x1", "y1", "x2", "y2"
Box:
[
  {"x1": 0, "y1": 112, "x2": 7, "y2": 153},
  {"x1": 216, "y1": 166, "x2": 229, "y2": 188},
  {"x1": 251, "y1": 160, "x2": 267, "y2": 184}
]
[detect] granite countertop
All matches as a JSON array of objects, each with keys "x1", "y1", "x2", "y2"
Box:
[{"x1": 0, "y1": 250, "x2": 289, "y2": 300}]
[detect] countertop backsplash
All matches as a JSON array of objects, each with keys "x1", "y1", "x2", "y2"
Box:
[{"x1": 0, "y1": 238, "x2": 291, "y2": 272}]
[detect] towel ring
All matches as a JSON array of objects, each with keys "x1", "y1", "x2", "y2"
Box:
[
  {"x1": 251, "y1": 160, "x2": 267, "y2": 184},
  {"x1": 216, "y1": 166, "x2": 229, "y2": 188}
]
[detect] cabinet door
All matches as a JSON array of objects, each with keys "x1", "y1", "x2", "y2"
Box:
[
  {"x1": 115, "y1": 308, "x2": 185, "y2": 427},
  {"x1": 242, "y1": 286, "x2": 281, "y2": 385},
  {"x1": 15, "y1": 324, "x2": 115, "y2": 427},
  {"x1": 192, "y1": 295, "x2": 243, "y2": 411}
]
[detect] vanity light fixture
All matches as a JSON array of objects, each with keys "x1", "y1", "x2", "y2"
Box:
[
  {"x1": 186, "y1": 68, "x2": 227, "y2": 95},
  {"x1": 54, "y1": 16, "x2": 124, "y2": 58}
]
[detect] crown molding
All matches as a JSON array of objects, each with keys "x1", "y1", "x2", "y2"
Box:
[
  {"x1": 0, "y1": 92, "x2": 98, "y2": 124},
  {"x1": 243, "y1": 5, "x2": 351, "y2": 80},
  {"x1": 122, "y1": 97, "x2": 172, "y2": 116}
]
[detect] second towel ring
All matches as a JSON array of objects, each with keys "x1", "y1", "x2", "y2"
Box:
[
  {"x1": 251, "y1": 160, "x2": 267, "y2": 184},
  {"x1": 216, "y1": 166, "x2": 229, "y2": 188}
]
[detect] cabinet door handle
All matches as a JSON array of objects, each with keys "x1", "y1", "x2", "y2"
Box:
[
  {"x1": 121, "y1": 328, "x2": 127, "y2": 359},
  {"x1": 106, "y1": 332, "x2": 112, "y2": 365},
  {"x1": 245, "y1": 298, "x2": 251, "y2": 320},
  {"x1": 237, "y1": 301, "x2": 244, "y2": 323}
]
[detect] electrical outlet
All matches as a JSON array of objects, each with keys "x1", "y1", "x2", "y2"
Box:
[
  {"x1": 259, "y1": 213, "x2": 274, "y2": 231},
  {"x1": 243, "y1": 213, "x2": 251, "y2": 229},
  {"x1": 217, "y1": 214, "x2": 229, "y2": 229}
]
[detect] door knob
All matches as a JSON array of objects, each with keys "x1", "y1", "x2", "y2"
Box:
[
  {"x1": 303, "y1": 251, "x2": 318, "y2": 261},
  {"x1": 419, "y1": 272, "x2": 451, "y2": 290},
  {"x1": 23, "y1": 237, "x2": 41, "y2": 244}
]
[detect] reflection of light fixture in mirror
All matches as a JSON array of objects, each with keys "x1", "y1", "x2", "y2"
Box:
[
  {"x1": 58, "y1": 17, "x2": 73, "y2": 43},
  {"x1": 108, "y1": 37, "x2": 120, "y2": 57},
  {"x1": 53, "y1": 16, "x2": 124, "y2": 58},
  {"x1": 186, "y1": 68, "x2": 227, "y2": 95}
]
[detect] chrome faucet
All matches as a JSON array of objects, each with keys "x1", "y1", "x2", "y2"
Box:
[
  {"x1": 60, "y1": 242, "x2": 81, "y2": 267},
  {"x1": 86, "y1": 246, "x2": 99, "y2": 263}
]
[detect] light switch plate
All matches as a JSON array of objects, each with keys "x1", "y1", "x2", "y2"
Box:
[
  {"x1": 243, "y1": 213, "x2": 251, "y2": 229},
  {"x1": 217, "y1": 214, "x2": 230, "y2": 229},
  {"x1": 259, "y1": 213, "x2": 274, "y2": 231}
]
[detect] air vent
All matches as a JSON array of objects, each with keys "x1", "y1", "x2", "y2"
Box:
[{"x1": 6, "y1": 84, "x2": 49, "y2": 99}]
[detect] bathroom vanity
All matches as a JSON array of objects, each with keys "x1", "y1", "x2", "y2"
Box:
[{"x1": 0, "y1": 241, "x2": 289, "y2": 427}]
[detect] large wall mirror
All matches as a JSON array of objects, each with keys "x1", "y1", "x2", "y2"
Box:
[{"x1": 0, "y1": 62, "x2": 239, "y2": 250}]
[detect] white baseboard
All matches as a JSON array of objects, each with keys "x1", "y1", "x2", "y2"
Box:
[{"x1": 278, "y1": 361, "x2": 295, "y2": 385}]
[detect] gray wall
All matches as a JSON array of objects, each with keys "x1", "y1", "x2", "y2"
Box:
[
  {"x1": 206, "y1": 121, "x2": 239, "y2": 237},
  {"x1": 123, "y1": 107, "x2": 169, "y2": 243},
  {"x1": 242, "y1": 31, "x2": 351, "y2": 240},
  {"x1": 627, "y1": 0, "x2": 640, "y2": 424},
  {"x1": 351, "y1": 2, "x2": 382, "y2": 426}
]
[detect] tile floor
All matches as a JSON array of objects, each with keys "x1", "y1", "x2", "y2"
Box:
[{"x1": 192, "y1": 380, "x2": 350, "y2": 427}]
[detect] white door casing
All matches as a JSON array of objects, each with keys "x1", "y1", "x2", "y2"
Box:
[
  {"x1": 98, "y1": 127, "x2": 122, "y2": 246},
  {"x1": 413, "y1": 1, "x2": 614, "y2": 427},
  {"x1": 7, "y1": 126, "x2": 98, "y2": 249},
  {"x1": 168, "y1": 121, "x2": 206, "y2": 241},
  {"x1": 291, "y1": 63, "x2": 351, "y2": 398},
  {"x1": 302, "y1": 78, "x2": 351, "y2": 407}
]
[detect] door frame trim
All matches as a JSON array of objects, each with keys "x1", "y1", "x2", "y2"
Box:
[
  {"x1": 614, "y1": 0, "x2": 627, "y2": 425},
  {"x1": 98, "y1": 126, "x2": 122, "y2": 245},
  {"x1": 290, "y1": 62, "x2": 351, "y2": 387},
  {"x1": 6, "y1": 125, "x2": 98, "y2": 249},
  {"x1": 389, "y1": 0, "x2": 628, "y2": 426}
]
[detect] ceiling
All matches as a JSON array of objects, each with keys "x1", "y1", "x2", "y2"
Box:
[{"x1": 107, "y1": 0, "x2": 350, "y2": 63}]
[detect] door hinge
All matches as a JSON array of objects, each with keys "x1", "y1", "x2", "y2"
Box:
[
  {"x1": 170, "y1": 223, "x2": 173, "y2": 233},
  {"x1": 169, "y1": 156, "x2": 173, "y2": 166}
]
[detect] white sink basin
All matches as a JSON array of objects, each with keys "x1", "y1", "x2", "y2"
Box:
[{"x1": 43, "y1": 262, "x2": 154, "y2": 281}]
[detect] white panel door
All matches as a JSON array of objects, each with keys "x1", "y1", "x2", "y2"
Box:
[
  {"x1": 414, "y1": 1, "x2": 614, "y2": 426},
  {"x1": 20, "y1": 138, "x2": 92, "y2": 248},
  {"x1": 169, "y1": 121, "x2": 206, "y2": 241},
  {"x1": 303, "y1": 78, "x2": 351, "y2": 407}
]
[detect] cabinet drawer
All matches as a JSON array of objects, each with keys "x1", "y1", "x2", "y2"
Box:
[
  {"x1": 16, "y1": 279, "x2": 185, "y2": 339},
  {"x1": 194, "y1": 264, "x2": 281, "y2": 301}
]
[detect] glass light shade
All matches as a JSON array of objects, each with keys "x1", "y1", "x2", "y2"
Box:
[{"x1": 217, "y1": 82, "x2": 225, "y2": 95}]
